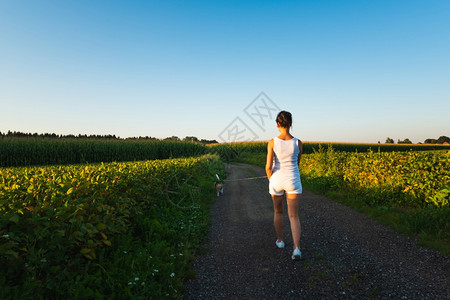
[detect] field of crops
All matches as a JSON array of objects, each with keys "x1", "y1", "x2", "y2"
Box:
[
  {"x1": 1, "y1": 137, "x2": 449, "y2": 298},
  {"x1": 0, "y1": 138, "x2": 207, "y2": 167},
  {"x1": 208, "y1": 141, "x2": 450, "y2": 162},
  {"x1": 299, "y1": 147, "x2": 449, "y2": 208},
  {"x1": 0, "y1": 154, "x2": 225, "y2": 298},
  {"x1": 2, "y1": 138, "x2": 449, "y2": 168}
]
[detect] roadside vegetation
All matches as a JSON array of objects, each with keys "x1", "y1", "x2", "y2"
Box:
[{"x1": 0, "y1": 154, "x2": 225, "y2": 298}]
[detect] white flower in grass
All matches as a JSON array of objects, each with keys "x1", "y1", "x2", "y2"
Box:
[
  {"x1": 2, "y1": 234, "x2": 9, "y2": 238},
  {"x1": 134, "y1": 277, "x2": 139, "y2": 281},
  {"x1": 123, "y1": 251, "x2": 127, "y2": 254},
  {"x1": 153, "y1": 269, "x2": 159, "y2": 272},
  {"x1": 170, "y1": 273, "x2": 175, "y2": 277},
  {"x1": 128, "y1": 282, "x2": 133, "y2": 285}
]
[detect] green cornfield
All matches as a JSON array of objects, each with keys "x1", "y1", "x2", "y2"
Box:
[{"x1": 0, "y1": 138, "x2": 207, "y2": 167}]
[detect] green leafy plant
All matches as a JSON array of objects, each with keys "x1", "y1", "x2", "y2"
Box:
[{"x1": 0, "y1": 154, "x2": 225, "y2": 298}]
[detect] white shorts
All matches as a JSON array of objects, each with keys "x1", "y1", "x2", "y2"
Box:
[{"x1": 269, "y1": 171, "x2": 302, "y2": 196}]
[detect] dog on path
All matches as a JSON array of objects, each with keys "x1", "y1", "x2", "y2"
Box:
[{"x1": 215, "y1": 174, "x2": 224, "y2": 197}]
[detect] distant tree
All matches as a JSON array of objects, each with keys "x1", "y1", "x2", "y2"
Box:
[
  {"x1": 398, "y1": 138, "x2": 412, "y2": 144},
  {"x1": 183, "y1": 136, "x2": 199, "y2": 143},
  {"x1": 424, "y1": 136, "x2": 449, "y2": 144},
  {"x1": 436, "y1": 136, "x2": 450, "y2": 144},
  {"x1": 385, "y1": 137, "x2": 394, "y2": 144},
  {"x1": 164, "y1": 136, "x2": 180, "y2": 142}
]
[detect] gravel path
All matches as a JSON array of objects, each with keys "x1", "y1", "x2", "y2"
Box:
[{"x1": 184, "y1": 163, "x2": 450, "y2": 299}]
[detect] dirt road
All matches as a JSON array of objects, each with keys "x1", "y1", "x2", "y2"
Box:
[{"x1": 185, "y1": 163, "x2": 449, "y2": 299}]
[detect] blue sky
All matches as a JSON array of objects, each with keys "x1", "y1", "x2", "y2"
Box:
[{"x1": 1, "y1": 0, "x2": 449, "y2": 143}]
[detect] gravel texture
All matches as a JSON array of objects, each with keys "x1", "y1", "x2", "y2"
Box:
[{"x1": 184, "y1": 163, "x2": 450, "y2": 299}]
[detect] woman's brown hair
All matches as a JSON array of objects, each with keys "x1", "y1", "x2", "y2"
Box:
[{"x1": 276, "y1": 111, "x2": 292, "y2": 128}]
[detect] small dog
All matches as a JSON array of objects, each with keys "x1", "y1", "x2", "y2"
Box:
[{"x1": 215, "y1": 174, "x2": 224, "y2": 197}]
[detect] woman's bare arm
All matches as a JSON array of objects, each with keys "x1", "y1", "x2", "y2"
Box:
[
  {"x1": 297, "y1": 139, "x2": 303, "y2": 164},
  {"x1": 265, "y1": 139, "x2": 274, "y2": 180}
]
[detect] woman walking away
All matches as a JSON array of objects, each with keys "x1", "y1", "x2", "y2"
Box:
[{"x1": 265, "y1": 111, "x2": 303, "y2": 260}]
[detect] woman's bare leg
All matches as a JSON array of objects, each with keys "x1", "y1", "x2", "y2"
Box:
[
  {"x1": 272, "y1": 194, "x2": 284, "y2": 242},
  {"x1": 286, "y1": 193, "x2": 301, "y2": 249}
]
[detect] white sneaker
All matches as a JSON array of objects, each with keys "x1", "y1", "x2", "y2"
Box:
[
  {"x1": 275, "y1": 240, "x2": 285, "y2": 248},
  {"x1": 292, "y1": 248, "x2": 301, "y2": 260}
]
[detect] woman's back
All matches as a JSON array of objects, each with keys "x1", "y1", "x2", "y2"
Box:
[{"x1": 272, "y1": 137, "x2": 299, "y2": 174}]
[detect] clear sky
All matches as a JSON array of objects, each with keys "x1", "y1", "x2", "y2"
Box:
[{"x1": 1, "y1": 0, "x2": 449, "y2": 143}]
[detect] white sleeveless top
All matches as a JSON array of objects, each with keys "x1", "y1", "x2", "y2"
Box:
[{"x1": 272, "y1": 137, "x2": 300, "y2": 175}]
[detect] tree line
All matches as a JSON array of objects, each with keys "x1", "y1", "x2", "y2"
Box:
[
  {"x1": 1, "y1": 130, "x2": 447, "y2": 145},
  {"x1": 0, "y1": 131, "x2": 218, "y2": 144},
  {"x1": 385, "y1": 136, "x2": 450, "y2": 144}
]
